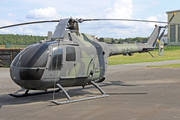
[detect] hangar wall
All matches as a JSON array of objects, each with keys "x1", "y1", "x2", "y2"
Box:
[
  {"x1": 167, "y1": 10, "x2": 180, "y2": 45},
  {"x1": 0, "y1": 49, "x2": 22, "y2": 67}
]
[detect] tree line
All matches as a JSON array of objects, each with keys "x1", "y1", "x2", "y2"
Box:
[
  {"x1": 0, "y1": 34, "x2": 47, "y2": 45},
  {"x1": 0, "y1": 34, "x2": 149, "y2": 45},
  {"x1": 111, "y1": 37, "x2": 149, "y2": 44}
]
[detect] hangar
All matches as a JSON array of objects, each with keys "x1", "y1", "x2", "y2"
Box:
[{"x1": 167, "y1": 10, "x2": 180, "y2": 45}]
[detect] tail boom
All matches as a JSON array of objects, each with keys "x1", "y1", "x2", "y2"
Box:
[{"x1": 108, "y1": 25, "x2": 162, "y2": 56}]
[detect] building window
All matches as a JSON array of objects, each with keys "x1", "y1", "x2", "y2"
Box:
[
  {"x1": 170, "y1": 25, "x2": 176, "y2": 42},
  {"x1": 66, "y1": 47, "x2": 76, "y2": 61}
]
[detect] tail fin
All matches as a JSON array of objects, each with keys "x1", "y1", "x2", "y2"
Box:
[{"x1": 146, "y1": 26, "x2": 161, "y2": 47}]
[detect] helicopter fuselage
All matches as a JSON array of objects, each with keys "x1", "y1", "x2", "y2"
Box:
[{"x1": 10, "y1": 32, "x2": 109, "y2": 90}]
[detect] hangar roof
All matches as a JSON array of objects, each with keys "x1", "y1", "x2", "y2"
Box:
[{"x1": 166, "y1": 9, "x2": 180, "y2": 14}]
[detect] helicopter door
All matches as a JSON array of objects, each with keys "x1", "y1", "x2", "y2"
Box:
[{"x1": 61, "y1": 45, "x2": 77, "y2": 79}]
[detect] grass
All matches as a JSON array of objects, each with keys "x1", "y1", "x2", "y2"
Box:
[
  {"x1": 1, "y1": 65, "x2": 10, "y2": 68},
  {"x1": 0, "y1": 45, "x2": 5, "y2": 49},
  {"x1": 147, "y1": 63, "x2": 180, "y2": 68},
  {"x1": 108, "y1": 49, "x2": 180, "y2": 65}
]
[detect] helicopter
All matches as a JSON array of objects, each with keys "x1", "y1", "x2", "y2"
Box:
[{"x1": 0, "y1": 13, "x2": 176, "y2": 105}]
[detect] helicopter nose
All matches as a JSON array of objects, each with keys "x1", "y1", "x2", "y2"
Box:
[
  {"x1": 10, "y1": 66, "x2": 46, "y2": 89},
  {"x1": 10, "y1": 66, "x2": 45, "y2": 81},
  {"x1": 10, "y1": 66, "x2": 22, "y2": 86}
]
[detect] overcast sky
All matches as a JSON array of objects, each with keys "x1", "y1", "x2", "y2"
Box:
[{"x1": 0, "y1": 0, "x2": 179, "y2": 38}]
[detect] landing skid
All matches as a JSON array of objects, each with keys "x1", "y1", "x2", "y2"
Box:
[
  {"x1": 9, "y1": 89, "x2": 60, "y2": 98},
  {"x1": 52, "y1": 81, "x2": 109, "y2": 105}
]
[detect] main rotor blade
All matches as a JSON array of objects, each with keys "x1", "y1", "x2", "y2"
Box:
[
  {"x1": 0, "y1": 20, "x2": 59, "y2": 29},
  {"x1": 80, "y1": 18, "x2": 180, "y2": 25}
]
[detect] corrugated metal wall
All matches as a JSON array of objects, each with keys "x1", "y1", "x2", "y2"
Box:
[{"x1": 0, "y1": 49, "x2": 22, "y2": 67}]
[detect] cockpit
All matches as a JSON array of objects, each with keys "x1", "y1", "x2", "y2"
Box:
[{"x1": 10, "y1": 42, "x2": 63, "y2": 81}]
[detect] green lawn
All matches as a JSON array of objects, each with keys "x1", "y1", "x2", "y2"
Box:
[{"x1": 108, "y1": 49, "x2": 180, "y2": 65}]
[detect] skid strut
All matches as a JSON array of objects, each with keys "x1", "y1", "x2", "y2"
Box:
[{"x1": 52, "y1": 81, "x2": 109, "y2": 105}]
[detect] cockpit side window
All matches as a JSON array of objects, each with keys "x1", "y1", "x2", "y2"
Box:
[
  {"x1": 49, "y1": 47, "x2": 63, "y2": 70},
  {"x1": 66, "y1": 47, "x2": 76, "y2": 61}
]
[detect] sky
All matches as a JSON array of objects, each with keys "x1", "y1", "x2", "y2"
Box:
[{"x1": 0, "y1": 0, "x2": 180, "y2": 39}]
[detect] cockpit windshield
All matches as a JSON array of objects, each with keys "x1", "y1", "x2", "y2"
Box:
[{"x1": 12, "y1": 43, "x2": 49, "y2": 67}]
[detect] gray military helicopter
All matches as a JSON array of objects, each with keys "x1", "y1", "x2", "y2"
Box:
[{"x1": 0, "y1": 13, "x2": 176, "y2": 104}]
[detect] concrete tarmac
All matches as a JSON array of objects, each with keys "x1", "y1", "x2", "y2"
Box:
[{"x1": 0, "y1": 60, "x2": 180, "y2": 120}]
